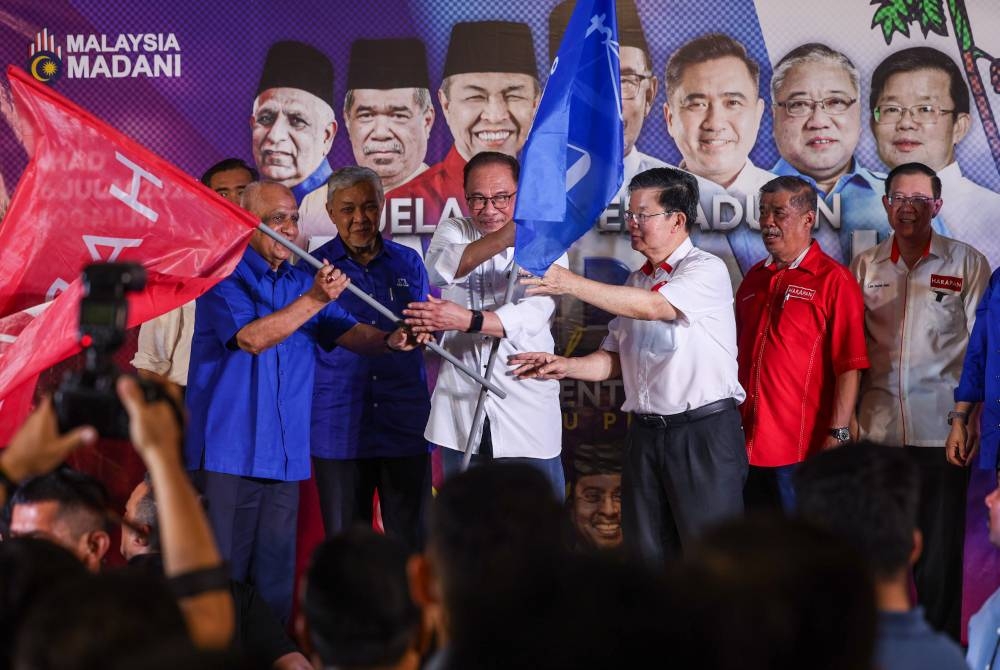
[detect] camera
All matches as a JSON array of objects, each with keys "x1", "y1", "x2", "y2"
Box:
[{"x1": 54, "y1": 262, "x2": 163, "y2": 439}]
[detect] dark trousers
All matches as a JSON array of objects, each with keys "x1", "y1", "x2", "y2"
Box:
[
  {"x1": 744, "y1": 463, "x2": 799, "y2": 512},
  {"x1": 313, "y1": 454, "x2": 431, "y2": 553},
  {"x1": 622, "y1": 404, "x2": 748, "y2": 566},
  {"x1": 906, "y1": 445, "x2": 969, "y2": 640},
  {"x1": 193, "y1": 470, "x2": 299, "y2": 624}
]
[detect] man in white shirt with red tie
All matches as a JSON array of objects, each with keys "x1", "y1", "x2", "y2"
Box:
[{"x1": 510, "y1": 167, "x2": 747, "y2": 566}]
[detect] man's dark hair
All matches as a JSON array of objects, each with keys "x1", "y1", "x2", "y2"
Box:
[
  {"x1": 463, "y1": 151, "x2": 520, "y2": 191},
  {"x1": 14, "y1": 570, "x2": 191, "y2": 670},
  {"x1": 759, "y1": 175, "x2": 818, "y2": 216},
  {"x1": 884, "y1": 161, "x2": 942, "y2": 199},
  {"x1": 0, "y1": 538, "x2": 87, "y2": 670},
  {"x1": 665, "y1": 33, "x2": 760, "y2": 98},
  {"x1": 679, "y1": 514, "x2": 876, "y2": 670},
  {"x1": 200, "y1": 158, "x2": 258, "y2": 187},
  {"x1": 428, "y1": 463, "x2": 570, "y2": 642},
  {"x1": 628, "y1": 167, "x2": 700, "y2": 231},
  {"x1": 869, "y1": 46, "x2": 970, "y2": 116},
  {"x1": 794, "y1": 441, "x2": 921, "y2": 579},
  {"x1": 305, "y1": 527, "x2": 419, "y2": 668},
  {"x1": 11, "y1": 467, "x2": 112, "y2": 533}
]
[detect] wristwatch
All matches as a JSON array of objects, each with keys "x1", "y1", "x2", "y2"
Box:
[
  {"x1": 828, "y1": 427, "x2": 851, "y2": 442},
  {"x1": 467, "y1": 309, "x2": 484, "y2": 334},
  {"x1": 947, "y1": 410, "x2": 968, "y2": 426}
]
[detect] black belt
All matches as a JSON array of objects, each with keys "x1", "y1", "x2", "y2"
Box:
[{"x1": 634, "y1": 397, "x2": 737, "y2": 427}]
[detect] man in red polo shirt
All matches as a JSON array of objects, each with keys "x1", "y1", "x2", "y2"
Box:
[{"x1": 735, "y1": 175, "x2": 869, "y2": 510}]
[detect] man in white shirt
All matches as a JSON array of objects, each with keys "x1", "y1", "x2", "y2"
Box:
[
  {"x1": 663, "y1": 33, "x2": 777, "y2": 282},
  {"x1": 511, "y1": 167, "x2": 747, "y2": 565},
  {"x1": 403, "y1": 152, "x2": 566, "y2": 497},
  {"x1": 851, "y1": 161, "x2": 989, "y2": 640},
  {"x1": 870, "y1": 46, "x2": 1000, "y2": 269}
]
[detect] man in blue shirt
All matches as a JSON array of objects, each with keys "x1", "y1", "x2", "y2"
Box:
[
  {"x1": 186, "y1": 181, "x2": 415, "y2": 623},
  {"x1": 311, "y1": 167, "x2": 432, "y2": 551},
  {"x1": 770, "y1": 43, "x2": 889, "y2": 265},
  {"x1": 795, "y1": 443, "x2": 967, "y2": 670}
]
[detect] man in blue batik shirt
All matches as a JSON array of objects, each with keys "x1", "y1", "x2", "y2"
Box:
[
  {"x1": 770, "y1": 43, "x2": 890, "y2": 265},
  {"x1": 186, "y1": 181, "x2": 415, "y2": 624},
  {"x1": 311, "y1": 167, "x2": 432, "y2": 552}
]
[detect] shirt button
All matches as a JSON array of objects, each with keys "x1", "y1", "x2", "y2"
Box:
[
  {"x1": 373, "y1": 402, "x2": 379, "y2": 408},
  {"x1": 372, "y1": 375, "x2": 378, "y2": 381}
]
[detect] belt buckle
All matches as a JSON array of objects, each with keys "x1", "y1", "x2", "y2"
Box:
[{"x1": 639, "y1": 414, "x2": 668, "y2": 427}]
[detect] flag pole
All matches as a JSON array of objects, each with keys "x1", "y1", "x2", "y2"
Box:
[
  {"x1": 460, "y1": 260, "x2": 519, "y2": 470},
  {"x1": 256, "y1": 224, "x2": 507, "y2": 399}
]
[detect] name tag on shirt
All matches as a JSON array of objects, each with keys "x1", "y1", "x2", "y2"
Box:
[{"x1": 930, "y1": 274, "x2": 962, "y2": 294}]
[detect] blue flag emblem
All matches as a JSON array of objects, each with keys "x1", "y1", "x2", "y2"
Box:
[{"x1": 513, "y1": 0, "x2": 624, "y2": 276}]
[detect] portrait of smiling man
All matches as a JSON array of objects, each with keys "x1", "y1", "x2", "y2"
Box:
[
  {"x1": 250, "y1": 40, "x2": 338, "y2": 250},
  {"x1": 770, "y1": 43, "x2": 889, "y2": 264},
  {"x1": 344, "y1": 38, "x2": 435, "y2": 193},
  {"x1": 385, "y1": 21, "x2": 540, "y2": 244},
  {"x1": 870, "y1": 46, "x2": 1000, "y2": 268},
  {"x1": 663, "y1": 33, "x2": 776, "y2": 280}
]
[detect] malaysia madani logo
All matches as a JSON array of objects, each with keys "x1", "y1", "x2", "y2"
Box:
[{"x1": 28, "y1": 29, "x2": 63, "y2": 84}]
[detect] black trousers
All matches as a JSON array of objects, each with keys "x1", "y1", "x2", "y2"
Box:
[
  {"x1": 906, "y1": 445, "x2": 969, "y2": 641},
  {"x1": 622, "y1": 404, "x2": 748, "y2": 566},
  {"x1": 312, "y1": 454, "x2": 432, "y2": 553}
]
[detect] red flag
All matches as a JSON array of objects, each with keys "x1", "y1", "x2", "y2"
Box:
[{"x1": 0, "y1": 65, "x2": 257, "y2": 443}]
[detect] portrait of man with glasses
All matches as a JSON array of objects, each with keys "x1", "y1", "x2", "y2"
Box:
[
  {"x1": 770, "y1": 43, "x2": 890, "y2": 265},
  {"x1": 870, "y1": 46, "x2": 1000, "y2": 269}
]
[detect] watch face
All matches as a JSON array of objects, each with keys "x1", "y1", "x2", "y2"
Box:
[{"x1": 831, "y1": 428, "x2": 850, "y2": 441}]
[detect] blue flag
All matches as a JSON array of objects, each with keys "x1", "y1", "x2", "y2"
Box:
[{"x1": 513, "y1": 0, "x2": 624, "y2": 276}]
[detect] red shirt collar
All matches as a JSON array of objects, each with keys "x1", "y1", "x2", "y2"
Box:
[
  {"x1": 889, "y1": 235, "x2": 932, "y2": 264},
  {"x1": 641, "y1": 260, "x2": 673, "y2": 276}
]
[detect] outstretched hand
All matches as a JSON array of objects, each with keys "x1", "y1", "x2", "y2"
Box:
[
  {"x1": 0, "y1": 396, "x2": 97, "y2": 484},
  {"x1": 521, "y1": 264, "x2": 577, "y2": 297},
  {"x1": 508, "y1": 352, "x2": 572, "y2": 380},
  {"x1": 403, "y1": 295, "x2": 472, "y2": 334}
]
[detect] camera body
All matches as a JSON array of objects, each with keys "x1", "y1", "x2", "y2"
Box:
[{"x1": 54, "y1": 262, "x2": 162, "y2": 439}]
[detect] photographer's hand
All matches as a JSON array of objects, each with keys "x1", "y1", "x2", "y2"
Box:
[{"x1": 0, "y1": 397, "x2": 97, "y2": 506}]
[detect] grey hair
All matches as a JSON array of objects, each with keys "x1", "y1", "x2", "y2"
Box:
[
  {"x1": 344, "y1": 88, "x2": 432, "y2": 118},
  {"x1": 326, "y1": 166, "x2": 385, "y2": 207},
  {"x1": 770, "y1": 43, "x2": 860, "y2": 105},
  {"x1": 133, "y1": 472, "x2": 160, "y2": 552}
]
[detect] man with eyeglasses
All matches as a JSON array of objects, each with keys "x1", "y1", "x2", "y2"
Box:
[
  {"x1": 549, "y1": 0, "x2": 669, "y2": 275},
  {"x1": 510, "y1": 167, "x2": 747, "y2": 565},
  {"x1": 852, "y1": 162, "x2": 988, "y2": 640},
  {"x1": 871, "y1": 46, "x2": 1000, "y2": 269},
  {"x1": 403, "y1": 152, "x2": 567, "y2": 497},
  {"x1": 663, "y1": 33, "x2": 777, "y2": 283},
  {"x1": 186, "y1": 181, "x2": 417, "y2": 622},
  {"x1": 309, "y1": 167, "x2": 432, "y2": 552},
  {"x1": 735, "y1": 175, "x2": 868, "y2": 512},
  {"x1": 770, "y1": 43, "x2": 890, "y2": 265}
]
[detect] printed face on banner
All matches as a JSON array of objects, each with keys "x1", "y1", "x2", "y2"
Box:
[
  {"x1": 871, "y1": 68, "x2": 970, "y2": 171},
  {"x1": 439, "y1": 72, "x2": 540, "y2": 160},
  {"x1": 571, "y1": 473, "x2": 623, "y2": 550},
  {"x1": 773, "y1": 61, "x2": 860, "y2": 186},
  {"x1": 465, "y1": 162, "x2": 517, "y2": 235},
  {"x1": 208, "y1": 167, "x2": 254, "y2": 205},
  {"x1": 251, "y1": 87, "x2": 338, "y2": 187},
  {"x1": 620, "y1": 46, "x2": 658, "y2": 157},
  {"x1": 664, "y1": 56, "x2": 764, "y2": 188},
  {"x1": 759, "y1": 189, "x2": 814, "y2": 262},
  {"x1": 248, "y1": 183, "x2": 300, "y2": 268},
  {"x1": 346, "y1": 88, "x2": 434, "y2": 191},
  {"x1": 882, "y1": 172, "x2": 939, "y2": 242},
  {"x1": 327, "y1": 180, "x2": 381, "y2": 254}
]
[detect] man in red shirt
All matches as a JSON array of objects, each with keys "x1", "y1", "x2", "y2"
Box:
[{"x1": 735, "y1": 175, "x2": 868, "y2": 510}]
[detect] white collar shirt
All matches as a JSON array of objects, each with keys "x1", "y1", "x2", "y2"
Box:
[
  {"x1": 424, "y1": 216, "x2": 566, "y2": 458},
  {"x1": 851, "y1": 231, "x2": 990, "y2": 446},
  {"x1": 936, "y1": 161, "x2": 1000, "y2": 270},
  {"x1": 601, "y1": 237, "x2": 745, "y2": 415}
]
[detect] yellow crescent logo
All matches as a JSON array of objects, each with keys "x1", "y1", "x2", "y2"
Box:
[{"x1": 30, "y1": 53, "x2": 57, "y2": 82}]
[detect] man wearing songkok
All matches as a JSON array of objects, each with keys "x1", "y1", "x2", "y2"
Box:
[
  {"x1": 384, "y1": 21, "x2": 540, "y2": 245},
  {"x1": 311, "y1": 167, "x2": 432, "y2": 552},
  {"x1": 569, "y1": 441, "x2": 624, "y2": 552},
  {"x1": 250, "y1": 40, "x2": 338, "y2": 250},
  {"x1": 735, "y1": 175, "x2": 868, "y2": 511},
  {"x1": 510, "y1": 167, "x2": 748, "y2": 565},
  {"x1": 852, "y1": 161, "x2": 988, "y2": 639}
]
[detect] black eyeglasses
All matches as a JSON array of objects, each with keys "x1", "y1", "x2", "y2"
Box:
[{"x1": 466, "y1": 192, "x2": 516, "y2": 211}]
